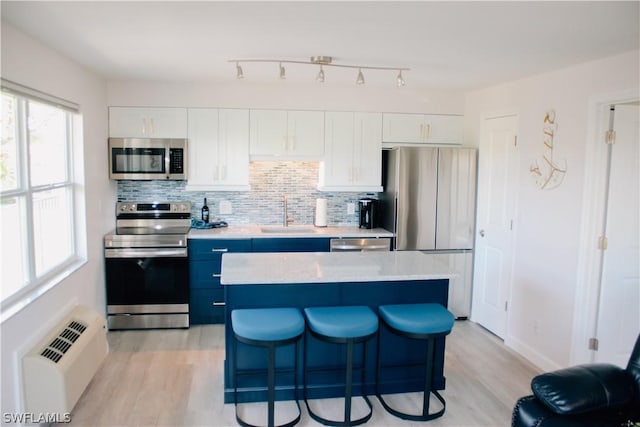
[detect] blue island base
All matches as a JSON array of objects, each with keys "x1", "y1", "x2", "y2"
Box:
[{"x1": 223, "y1": 279, "x2": 449, "y2": 404}]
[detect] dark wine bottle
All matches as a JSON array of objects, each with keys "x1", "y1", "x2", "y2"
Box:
[{"x1": 201, "y1": 198, "x2": 210, "y2": 223}]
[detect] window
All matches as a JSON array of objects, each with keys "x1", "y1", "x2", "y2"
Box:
[{"x1": 1, "y1": 83, "x2": 83, "y2": 309}]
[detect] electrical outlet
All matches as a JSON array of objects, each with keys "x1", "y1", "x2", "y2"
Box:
[
  {"x1": 219, "y1": 200, "x2": 232, "y2": 215},
  {"x1": 347, "y1": 202, "x2": 355, "y2": 215}
]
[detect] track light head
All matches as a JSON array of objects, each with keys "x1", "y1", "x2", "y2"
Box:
[
  {"x1": 236, "y1": 62, "x2": 244, "y2": 80},
  {"x1": 279, "y1": 63, "x2": 286, "y2": 79},
  {"x1": 396, "y1": 70, "x2": 405, "y2": 87},
  {"x1": 316, "y1": 65, "x2": 325, "y2": 83},
  {"x1": 356, "y1": 69, "x2": 365, "y2": 85}
]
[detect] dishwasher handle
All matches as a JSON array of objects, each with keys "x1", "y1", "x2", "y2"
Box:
[{"x1": 330, "y1": 238, "x2": 391, "y2": 252}]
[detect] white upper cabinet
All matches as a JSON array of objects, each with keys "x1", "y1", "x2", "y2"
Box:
[
  {"x1": 109, "y1": 107, "x2": 188, "y2": 138},
  {"x1": 249, "y1": 109, "x2": 324, "y2": 159},
  {"x1": 319, "y1": 112, "x2": 382, "y2": 192},
  {"x1": 382, "y1": 113, "x2": 463, "y2": 145},
  {"x1": 186, "y1": 108, "x2": 250, "y2": 191}
]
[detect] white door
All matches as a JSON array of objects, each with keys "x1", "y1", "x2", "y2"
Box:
[
  {"x1": 472, "y1": 115, "x2": 519, "y2": 338},
  {"x1": 595, "y1": 103, "x2": 640, "y2": 366}
]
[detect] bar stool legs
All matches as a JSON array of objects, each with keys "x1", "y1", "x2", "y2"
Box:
[
  {"x1": 232, "y1": 308, "x2": 305, "y2": 427},
  {"x1": 375, "y1": 303, "x2": 454, "y2": 422},
  {"x1": 303, "y1": 306, "x2": 378, "y2": 427}
]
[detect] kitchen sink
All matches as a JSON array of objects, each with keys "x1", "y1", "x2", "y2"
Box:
[{"x1": 259, "y1": 226, "x2": 317, "y2": 234}]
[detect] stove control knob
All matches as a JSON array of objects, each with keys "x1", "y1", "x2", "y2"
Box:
[
  {"x1": 119, "y1": 204, "x2": 128, "y2": 212},
  {"x1": 129, "y1": 204, "x2": 136, "y2": 211},
  {"x1": 180, "y1": 204, "x2": 188, "y2": 212}
]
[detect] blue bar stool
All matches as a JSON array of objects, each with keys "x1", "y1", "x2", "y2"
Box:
[
  {"x1": 376, "y1": 303, "x2": 454, "y2": 421},
  {"x1": 303, "y1": 305, "x2": 378, "y2": 427},
  {"x1": 231, "y1": 308, "x2": 305, "y2": 427}
]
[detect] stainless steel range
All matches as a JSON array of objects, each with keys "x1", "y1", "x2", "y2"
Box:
[{"x1": 104, "y1": 201, "x2": 191, "y2": 330}]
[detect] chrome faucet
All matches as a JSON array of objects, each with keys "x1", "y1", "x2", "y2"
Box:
[{"x1": 283, "y1": 194, "x2": 294, "y2": 227}]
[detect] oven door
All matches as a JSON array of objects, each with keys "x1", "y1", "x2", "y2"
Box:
[{"x1": 105, "y1": 247, "x2": 189, "y2": 329}]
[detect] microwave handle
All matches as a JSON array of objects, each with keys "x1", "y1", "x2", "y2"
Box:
[{"x1": 164, "y1": 141, "x2": 170, "y2": 179}]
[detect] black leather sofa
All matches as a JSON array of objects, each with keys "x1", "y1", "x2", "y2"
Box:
[{"x1": 512, "y1": 334, "x2": 640, "y2": 427}]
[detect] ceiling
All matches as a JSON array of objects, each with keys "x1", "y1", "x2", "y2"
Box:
[{"x1": 2, "y1": 1, "x2": 638, "y2": 90}]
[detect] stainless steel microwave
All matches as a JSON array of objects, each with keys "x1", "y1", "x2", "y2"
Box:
[{"x1": 108, "y1": 138, "x2": 187, "y2": 180}]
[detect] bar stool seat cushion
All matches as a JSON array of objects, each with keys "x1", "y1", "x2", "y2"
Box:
[
  {"x1": 379, "y1": 303, "x2": 454, "y2": 335},
  {"x1": 232, "y1": 308, "x2": 305, "y2": 342},
  {"x1": 304, "y1": 306, "x2": 378, "y2": 339}
]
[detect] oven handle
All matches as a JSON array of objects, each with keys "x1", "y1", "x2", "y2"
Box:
[{"x1": 105, "y1": 248, "x2": 188, "y2": 258}]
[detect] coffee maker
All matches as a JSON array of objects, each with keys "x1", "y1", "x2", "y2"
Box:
[{"x1": 358, "y1": 198, "x2": 379, "y2": 229}]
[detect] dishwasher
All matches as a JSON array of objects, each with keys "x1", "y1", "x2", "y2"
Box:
[{"x1": 330, "y1": 238, "x2": 391, "y2": 252}]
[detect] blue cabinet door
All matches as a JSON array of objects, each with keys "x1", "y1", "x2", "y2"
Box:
[
  {"x1": 188, "y1": 238, "x2": 251, "y2": 325},
  {"x1": 252, "y1": 237, "x2": 330, "y2": 253}
]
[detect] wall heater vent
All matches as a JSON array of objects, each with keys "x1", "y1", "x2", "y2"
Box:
[
  {"x1": 40, "y1": 320, "x2": 88, "y2": 363},
  {"x1": 22, "y1": 306, "x2": 108, "y2": 414}
]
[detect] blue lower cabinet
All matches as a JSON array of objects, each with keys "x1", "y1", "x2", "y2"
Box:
[
  {"x1": 190, "y1": 288, "x2": 225, "y2": 324},
  {"x1": 188, "y1": 238, "x2": 251, "y2": 325},
  {"x1": 252, "y1": 237, "x2": 330, "y2": 253},
  {"x1": 188, "y1": 237, "x2": 331, "y2": 325}
]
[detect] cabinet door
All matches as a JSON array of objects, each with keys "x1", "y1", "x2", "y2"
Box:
[
  {"x1": 353, "y1": 112, "x2": 382, "y2": 188},
  {"x1": 251, "y1": 238, "x2": 330, "y2": 253},
  {"x1": 425, "y1": 115, "x2": 463, "y2": 145},
  {"x1": 287, "y1": 110, "x2": 325, "y2": 158},
  {"x1": 109, "y1": 107, "x2": 187, "y2": 138},
  {"x1": 382, "y1": 113, "x2": 425, "y2": 143},
  {"x1": 218, "y1": 109, "x2": 250, "y2": 189},
  {"x1": 249, "y1": 109, "x2": 288, "y2": 156},
  {"x1": 321, "y1": 112, "x2": 354, "y2": 188},
  {"x1": 187, "y1": 108, "x2": 219, "y2": 186}
]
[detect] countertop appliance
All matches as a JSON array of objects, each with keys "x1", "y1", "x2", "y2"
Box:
[
  {"x1": 358, "y1": 198, "x2": 379, "y2": 229},
  {"x1": 381, "y1": 147, "x2": 477, "y2": 317},
  {"x1": 104, "y1": 201, "x2": 191, "y2": 330},
  {"x1": 330, "y1": 238, "x2": 391, "y2": 252},
  {"x1": 108, "y1": 138, "x2": 187, "y2": 180}
]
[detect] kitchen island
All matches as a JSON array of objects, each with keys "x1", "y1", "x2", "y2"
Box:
[{"x1": 221, "y1": 251, "x2": 455, "y2": 404}]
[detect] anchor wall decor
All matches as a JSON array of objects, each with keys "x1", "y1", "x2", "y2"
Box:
[{"x1": 530, "y1": 109, "x2": 567, "y2": 189}]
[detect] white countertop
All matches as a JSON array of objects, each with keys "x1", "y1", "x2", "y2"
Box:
[
  {"x1": 188, "y1": 225, "x2": 393, "y2": 239},
  {"x1": 221, "y1": 251, "x2": 455, "y2": 285}
]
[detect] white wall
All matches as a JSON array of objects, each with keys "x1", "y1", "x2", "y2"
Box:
[
  {"x1": 464, "y1": 50, "x2": 640, "y2": 370},
  {"x1": 0, "y1": 22, "x2": 113, "y2": 418},
  {"x1": 107, "y1": 80, "x2": 465, "y2": 116}
]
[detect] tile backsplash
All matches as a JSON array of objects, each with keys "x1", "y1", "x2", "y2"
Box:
[{"x1": 117, "y1": 161, "x2": 379, "y2": 226}]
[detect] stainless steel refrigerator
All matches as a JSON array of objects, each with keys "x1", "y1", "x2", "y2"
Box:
[{"x1": 381, "y1": 147, "x2": 477, "y2": 318}]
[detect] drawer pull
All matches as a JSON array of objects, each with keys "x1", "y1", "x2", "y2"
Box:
[
  {"x1": 211, "y1": 248, "x2": 228, "y2": 253},
  {"x1": 211, "y1": 273, "x2": 222, "y2": 278},
  {"x1": 212, "y1": 301, "x2": 225, "y2": 306}
]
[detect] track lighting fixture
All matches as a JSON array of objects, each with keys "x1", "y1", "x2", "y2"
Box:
[{"x1": 229, "y1": 56, "x2": 409, "y2": 86}]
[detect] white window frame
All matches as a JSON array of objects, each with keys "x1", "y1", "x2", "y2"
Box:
[{"x1": 1, "y1": 80, "x2": 86, "y2": 320}]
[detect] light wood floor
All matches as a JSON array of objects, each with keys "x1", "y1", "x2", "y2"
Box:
[{"x1": 60, "y1": 320, "x2": 539, "y2": 427}]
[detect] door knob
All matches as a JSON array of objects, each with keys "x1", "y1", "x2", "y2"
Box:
[{"x1": 479, "y1": 229, "x2": 485, "y2": 237}]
